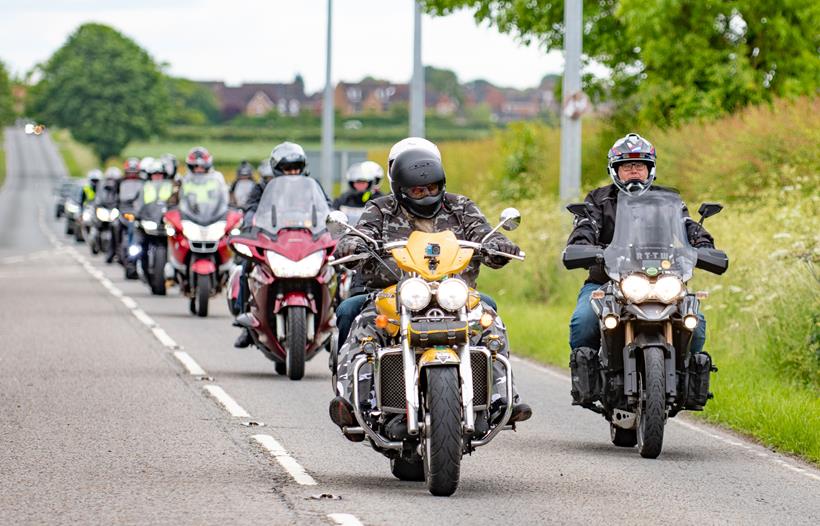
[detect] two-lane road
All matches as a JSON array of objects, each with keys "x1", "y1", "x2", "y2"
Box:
[{"x1": 2, "y1": 127, "x2": 818, "y2": 525}]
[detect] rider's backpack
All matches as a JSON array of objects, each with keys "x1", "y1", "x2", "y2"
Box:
[{"x1": 570, "y1": 347, "x2": 602, "y2": 405}]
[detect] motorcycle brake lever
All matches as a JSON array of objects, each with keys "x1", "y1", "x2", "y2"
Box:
[{"x1": 484, "y1": 248, "x2": 526, "y2": 261}]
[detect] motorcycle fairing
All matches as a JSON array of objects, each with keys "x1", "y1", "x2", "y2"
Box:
[
  {"x1": 391, "y1": 231, "x2": 473, "y2": 281},
  {"x1": 191, "y1": 258, "x2": 216, "y2": 275}
]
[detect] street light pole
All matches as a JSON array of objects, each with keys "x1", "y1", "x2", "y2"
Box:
[
  {"x1": 559, "y1": 0, "x2": 583, "y2": 201},
  {"x1": 320, "y1": 0, "x2": 334, "y2": 194},
  {"x1": 410, "y1": 0, "x2": 425, "y2": 138}
]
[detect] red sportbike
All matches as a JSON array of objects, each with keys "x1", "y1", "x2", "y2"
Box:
[
  {"x1": 227, "y1": 176, "x2": 337, "y2": 380},
  {"x1": 165, "y1": 174, "x2": 242, "y2": 317}
]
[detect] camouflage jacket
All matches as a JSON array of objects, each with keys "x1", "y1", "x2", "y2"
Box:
[{"x1": 337, "y1": 193, "x2": 516, "y2": 290}]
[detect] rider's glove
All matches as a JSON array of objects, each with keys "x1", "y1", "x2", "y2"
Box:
[
  {"x1": 335, "y1": 237, "x2": 366, "y2": 259},
  {"x1": 484, "y1": 236, "x2": 520, "y2": 267}
]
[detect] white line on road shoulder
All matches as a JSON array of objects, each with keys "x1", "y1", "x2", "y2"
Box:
[
  {"x1": 252, "y1": 434, "x2": 318, "y2": 486},
  {"x1": 514, "y1": 353, "x2": 820, "y2": 483},
  {"x1": 132, "y1": 308, "x2": 156, "y2": 328},
  {"x1": 151, "y1": 327, "x2": 179, "y2": 349},
  {"x1": 204, "y1": 385, "x2": 251, "y2": 418},
  {"x1": 327, "y1": 513, "x2": 364, "y2": 526},
  {"x1": 121, "y1": 296, "x2": 138, "y2": 309},
  {"x1": 173, "y1": 351, "x2": 207, "y2": 376}
]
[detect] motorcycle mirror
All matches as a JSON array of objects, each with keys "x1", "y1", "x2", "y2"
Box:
[
  {"x1": 566, "y1": 202, "x2": 593, "y2": 218},
  {"x1": 326, "y1": 210, "x2": 350, "y2": 237},
  {"x1": 697, "y1": 202, "x2": 723, "y2": 221},
  {"x1": 499, "y1": 207, "x2": 521, "y2": 231}
]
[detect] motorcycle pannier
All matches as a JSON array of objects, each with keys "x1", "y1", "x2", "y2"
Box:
[
  {"x1": 570, "y1": 347, "x2": 602, "y2": 405},
  {"x1": 685, "y1": 352, "x2": 714, "y2": 408}
]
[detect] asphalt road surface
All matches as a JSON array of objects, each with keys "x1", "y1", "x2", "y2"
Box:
[{"x1": 2, "y1": 127, "x2": 818, "y2": 525}]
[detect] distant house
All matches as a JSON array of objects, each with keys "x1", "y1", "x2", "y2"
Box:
[
  {"x1": 198, "y1": 76, "x2": 308, "y2": 120},
  {"x1": 463, "y1": 76, "x2": 558, "y2": 122},
  {"x1": 335, "y1": 80, "x2": 409, "y2": 115}
]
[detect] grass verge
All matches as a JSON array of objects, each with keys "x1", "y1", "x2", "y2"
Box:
[
  {"x1": 0, "y1": 142, "x2": 5, "y2": 188},
  {"x1": 51, "y1": 129, "x2": 98, "y2": 178}
]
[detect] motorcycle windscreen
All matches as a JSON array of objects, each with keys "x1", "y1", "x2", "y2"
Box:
[
  {"x1": 232, "y1": 179, "x2": 255, "y2": 209},
  {"x1": 338, "y1": 205, "x2": 365, "y2": 226},
  {"x1": 179, "y1": 174, "x2": 229, "y2": 225},
  {"x1": 95, "y1": 184, "x2": 118, "y2": 208},
  {"x1": 603, "y1": 190, "x2": 697, "y2": 281},
  {"x1": 118, "y1": 179, "x2": 144, "y2": 212},
  {"x1": 253, "y1": 176, "x2": 330, "y2": 236}
]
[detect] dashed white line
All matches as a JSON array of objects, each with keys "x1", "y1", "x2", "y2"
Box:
[
  {"x1": 327, "y1": 513, "x2": 364, "y2": 526},
  {"x1": 252, "y1": 434, "x2": 318, "y2": 486},
  {"x1": 173, "y1": 351, "x2": 207, "y2": 376},
  {"x1": 151, "y1": 327, "x2": 179, "y2": 349},
  {"x1": 132, "y1": 308, "x2": 156, "y2": 328},
  {"x1": 204, "y1": 385, "x2": 251, "y2": 418},
  {"x1": 121, "y1": 296, "x2": 138, "y2": 310}
]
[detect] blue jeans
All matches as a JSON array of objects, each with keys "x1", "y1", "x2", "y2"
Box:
[
  {"x1": 568, "y1": 283, "x2": 707, "y2": 353},
  {"x1": 336, "y1": 291, "x2": 499, "y2": 348}
]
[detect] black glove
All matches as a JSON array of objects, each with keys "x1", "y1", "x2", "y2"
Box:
[
  {"x1": 485, "y1": 236, "x2": 520, "y2": 257},
  {"x1": 335, "y1": 237, "x2": 366, "y2": 259}
]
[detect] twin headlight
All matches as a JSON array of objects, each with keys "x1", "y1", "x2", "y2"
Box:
[
  {"x1": 399, "y1": 277, "x2": 469, "y2": 312},
  {"x1": 95, "y1": 208, "x2": 119, "y2": 222},
  {"x1": 620, "y1": 274, "x2": 685, "y2": 303}
]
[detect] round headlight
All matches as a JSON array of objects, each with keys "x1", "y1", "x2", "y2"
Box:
[
  {"x1": 436, "y1": 278, "x2": 469, "y2": 311},
  {"x1": 399, "y1": 278, "x2": 432, "y2": 311},
  {"x1": 621, "y1": 274, "x2": 651, "y2": 302},
  {"x1": 654, "y1": 275, "x2": 684, "y2": 303}
]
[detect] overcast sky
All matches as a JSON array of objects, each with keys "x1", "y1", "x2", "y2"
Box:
[{"x1": 0, "y1": 0, "x2": 572, "y2": 93}]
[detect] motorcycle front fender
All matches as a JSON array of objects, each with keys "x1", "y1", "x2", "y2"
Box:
[
  {"x1": 191, "y1": 258, "x2": 217, "y2": 275},
  {"x1": 273, "y1": 290, "x2": 317, "y2": 313}
]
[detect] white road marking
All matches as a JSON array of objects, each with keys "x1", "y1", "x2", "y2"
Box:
[
  {"x1": 152, "y1": 327, "x2": 179, "y2": 349},
  {"x1": 204, "y1": 385, "x2": 251, "y2": 418},
  {"x1": 514, "y1": 352, "x2": 820, "y2": 482},
  {"x1": 252, "y1": 434, "x2": 318, "y2": 486},
  {"x1": 121, "y1": 296, "x2": 138, "y2": 310},
  {"x1": 173, "y1": 351, "x2": 207, "y2": 376},
  {"x1": 132, "y1": 308, "x2": 156, "y2": 328},
  {"x1": 327, "y1": 513, "x2": 364, "y2": 526}
]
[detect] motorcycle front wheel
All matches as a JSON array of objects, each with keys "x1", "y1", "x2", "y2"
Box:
[
  {"x1": 637, "y1": 347, "x2": 666, "y2": 458},
  {"x1": 422, "y1": 366, "x2": 463, "y2": 497},
  {"x1": 285, "y1": 306, "x2": 307, "y2": 380},
  {"x1": 149, "y1": 244, "x2": 167, "y2": 296},
  {"x1": 196, "y1": 274, "x2": 211, "y2": 317}
]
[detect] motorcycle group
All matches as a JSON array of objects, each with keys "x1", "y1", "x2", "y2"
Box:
[{"x1": 55, "y1": 133, "x2": 728, "y2": 497}]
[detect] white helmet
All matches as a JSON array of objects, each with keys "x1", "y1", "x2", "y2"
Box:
[
  {"x1": 345, "y1": 161, "x2": 384, "y2": 190},
  {"x1": 387, "y1": 137, "x2": 441, "y2": 171}
]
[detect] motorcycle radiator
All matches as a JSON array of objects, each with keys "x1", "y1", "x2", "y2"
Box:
[{"x1": 375, "y1": 347, "x2": 491, "y2": 413}]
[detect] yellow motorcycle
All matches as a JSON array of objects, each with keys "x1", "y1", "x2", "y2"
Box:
[{"x1": 327, "y1": 208, "x2": 525, "y2": 497}]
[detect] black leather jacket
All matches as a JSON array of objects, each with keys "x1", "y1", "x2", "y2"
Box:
[{"x1": 566, "y1": 184, "x2": 715, "y2": 285}]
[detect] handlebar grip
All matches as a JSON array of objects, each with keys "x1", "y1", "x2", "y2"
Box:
[{"x1": 485, "y1": 248, "x2": 526, "y2": 261}]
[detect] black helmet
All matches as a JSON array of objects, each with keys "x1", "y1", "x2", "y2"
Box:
[
  {"x1": 270, "y1": 142, "x2": 308, "y2": 177},
  {"x1": 389, "y1": 148, "x2": 446, "y2": 219},
  {"x1": 607, "y1": 133, "x2": 656, "y2": 195},
  {"x1": 236, "y1": 160, "x2": 254, "y2": 179}
]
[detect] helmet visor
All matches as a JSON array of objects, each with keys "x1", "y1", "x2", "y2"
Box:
[{"x1": 403, "y1": 183, "x2": 442, "y2": 199}]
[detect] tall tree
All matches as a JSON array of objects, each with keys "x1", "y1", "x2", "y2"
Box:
[
  {"x1": 166, "y1": 77, "x2": 220, "y2": 125},
  {"x1": 425, "y1": 65, "x2": 465, "y2": 106},
  {"x1": 0, "y1": 60, "x2": 14, "y2": 126},
  {"x1": 28, "y1": 23, "x2": 169, "y2": 161},
  {"x1": 422, "y1": 0, "x2": 820, "y2": 126}
]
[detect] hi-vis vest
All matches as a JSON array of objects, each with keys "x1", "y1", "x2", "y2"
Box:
[
  {"x1": 181, "y1": 178, "x2": 221, "y2": 203},
  {"x1": 142, "y1": 181, "x2": 174, "y2": 204}
]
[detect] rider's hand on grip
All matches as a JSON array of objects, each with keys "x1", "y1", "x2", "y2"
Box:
[{"x1": 335, "y1": 238, "x2": 366, "y2": 259}]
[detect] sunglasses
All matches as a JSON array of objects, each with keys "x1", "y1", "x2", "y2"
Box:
[{"x1": 404, "y1": 183, "x2": 442, "y2": 199}]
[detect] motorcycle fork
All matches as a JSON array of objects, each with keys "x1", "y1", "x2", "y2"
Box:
[{"x1": 400, "y1": 306, "x2": 420, "y2": 436}]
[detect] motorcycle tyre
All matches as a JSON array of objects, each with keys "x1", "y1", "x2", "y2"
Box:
[
  {"x1": 422, "y1": 366, "x2": 462, "y2": 497},
  {"x1": 391, "y1": 457, "x2": 425, "y2": 482},
  {"x1": 149, "y1": 244, "x2": 167, "y2": 296},
  {"x1": 610, "y1": 423, "x2": 637, "y2": 447},
  {"x1": 74, "y1": 224, "x2": 84, "y2": 243},
  {"x1": 285, "y1": 306, "x2": 307, "y2": 380},
  {"x1": 196, "y1": 274, "x2": 210, "y2": 317},
  {"x1": 637, "y1": 347, "x2": 666, "y2": 459},
  {"x1": 90, "y1": 233, "x2": 100, "y2": 255}
]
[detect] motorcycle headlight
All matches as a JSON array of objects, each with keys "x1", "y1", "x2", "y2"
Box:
[
  {"x1": 82, "y1": 209, "x2": 92, "y2": 222},
  {"x1": 621, "y1": 274, "x2": 651, "y2": 303},
  {"x1": 141, "y1": 220, "x2": 158, "y2": 232},
  {"x1": 399, "y1": 278, "x2": 432, "y2": 311},
  {"x1": 95, "y1": 208, "x2": 110, "y2": 221},
  {"x1": 111, "y1": 208, "x2": 119, "y2": 220},
  {"x1": 182, "y1": 220, "x2": 226, "y2": 242},
  {"x1": 265, "y1": 249, "x2": 325, "y2": 278},
  {"x1": 436, "y1": 278, "x2": 469, "y2": 311},
  {"x1": 65, "y1": 202, "x2": 79, "y2": 214},
  {"x1": 654, "y1": 275, "x2": 684, "y2": 303}
]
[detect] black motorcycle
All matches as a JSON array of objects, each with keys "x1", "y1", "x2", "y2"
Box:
[
  {"x1": 133, "y1": 200, "x2": 170, "y2": 295},
  {"x1": 87, "y1": 185, "x2": 119, "y2": 258},
  {"x1": 563, "y1": 190, "x2": 728, "y2": 458},
  {"x1": 115, "y1": 178, "x2": 144, "y2": 279}
]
